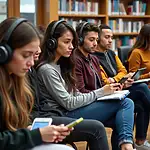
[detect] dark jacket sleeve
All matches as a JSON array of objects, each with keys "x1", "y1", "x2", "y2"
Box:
[{"x1": 0, "y1": 128, "x2": 43, "y2": 150}]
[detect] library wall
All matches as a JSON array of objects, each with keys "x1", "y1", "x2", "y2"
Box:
[
  {"x1": 1, "y1": 0, "x2": 150, "y2": 51},
  {"x1": 57, "y1": 0, "x2": 150, "y2": 51}
]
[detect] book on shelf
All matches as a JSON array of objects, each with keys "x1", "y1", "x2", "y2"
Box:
[
  {"x1": 97, "y1": 90, "x2": 130, "y2": 101},
  {"x1": 109, "y1": 19, "x2": 144, "y2": 33},
  {"x1": 119, "y1": 2, "x2": 126, "y2": 15},
  {"x1": 58, "y1": 0, "x2": 99, "y2": 15},
  {"x1": 112, "y1": 36, "x2": 136, "y2": 51},
  {"x1": 127, "y1": 0, "x2": 147, "y2": 15},
  {"x1": 108, "y1": 0, "x2": 147, "y2": 16},
  {"x1": 60, "y1": 18, "x2": 101, "y2": 29}
]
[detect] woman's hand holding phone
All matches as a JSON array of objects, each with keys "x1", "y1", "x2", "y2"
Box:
[{"x1": 39, "y1": 125, "x2": 72, "y2": 143}]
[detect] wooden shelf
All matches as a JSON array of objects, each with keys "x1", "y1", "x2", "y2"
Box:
[
  {"x1": 113, "y1": 32, "x2": 138, "y2": 36},
  {"x1": 59, "y1": 14, "x2": 106, "y2": 18},
  {"x1": 109, "y1": 15, "x2": 150, "y2": 18}
]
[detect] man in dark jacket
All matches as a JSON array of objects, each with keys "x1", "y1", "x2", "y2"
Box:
[{"x1": 94, "y1": 24, "x2": 150, "y2": 150}]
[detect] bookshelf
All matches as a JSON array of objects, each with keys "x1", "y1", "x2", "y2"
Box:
[
  {"x1": 4, "y1": 0, "x2": 149, "y2": 50},
  {"x1": 49, "y1": 0, "x2": 150, "y2": 50}
]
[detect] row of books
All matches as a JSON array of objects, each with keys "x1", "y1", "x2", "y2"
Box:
[
  {"x1": 60, "y1": 18, "x2": 101, "y2": 29},
  {"x1": 109, "y1": 19, "x2": 144, "y2": 33},
  {"x1": 108, "y1": 0, "x2": 147, "y2": 16},
  {"x1": 112, "y1": 36, "x2": 137, "y2": 52},
  {"x1": 58, "y1": 0, "x2": 99, "y2": 15}
]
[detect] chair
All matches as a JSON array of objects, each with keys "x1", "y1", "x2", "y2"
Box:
[{"x1": 117, "y1": 46, "x2": 132, "y2": 71}]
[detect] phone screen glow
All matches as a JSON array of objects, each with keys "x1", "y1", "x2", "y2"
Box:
[{"x1": 32, "y1": 122, "x2": 49, "y2": 130}]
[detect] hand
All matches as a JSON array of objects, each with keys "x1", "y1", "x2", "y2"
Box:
[
  {"x1": 125, "y1": 72, "x2": 135, "y2": 78},
  {"x1": 107, "y1": 77, "x2": 116, "y2": 84},
  {"x1": 39, "y1": 124, "x2": 72, "y2": 143},
  {"x1": 123, "y1": 78, "x2": 134, "y2": 88},
  {"x1": 27, "y1": 125, "x2": 32, "y2": 130},
  {"x1": 103, "y1": 83, "x2": 121, "y2": 96}
]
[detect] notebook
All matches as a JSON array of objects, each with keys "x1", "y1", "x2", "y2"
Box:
[
  {"x1": 97, "y1": 90, "x2": 130, "y2": 101},
  {"x1": 133, "y1": 78, "x2": 150, "y2": 84}
]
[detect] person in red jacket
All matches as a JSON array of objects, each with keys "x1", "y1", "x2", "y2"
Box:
[{"x1": 74, "y1": 21, "x2": 135, "y2": 150}]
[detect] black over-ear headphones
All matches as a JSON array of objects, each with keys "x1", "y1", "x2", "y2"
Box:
[
  {"x1": 47, "y1": 20, "x2": 66, "y2": 50},
  {"x1": 0, "y1": 18, "x2": 27, "y2": 64},
  {"x1": 78, "y1": 22, "x2": 88, "y2": 46}
]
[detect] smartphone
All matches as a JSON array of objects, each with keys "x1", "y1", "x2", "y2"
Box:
[
  {"x1": 31, "y1": 118, "x2": 53, "y2": 130},
  {"x1": 118, "y1": 77, "x2": 128, "y2": 84},
  {"x1": 131, "y1": 67, "x2": 146, "y2": 80},
  {"x1": 66, "y1": 117, "x2": 84, "y2": 128}
]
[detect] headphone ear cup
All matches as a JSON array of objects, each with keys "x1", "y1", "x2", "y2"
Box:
[
  {"x1": 0, "y1": 43, "x2": 13, "y2": 64},
  {"x1": 78, "y1": 37, "x2": 83, "y2": 46},
  {"x1": 47, "y1": 38, "x2": 57, "y2": 50}
]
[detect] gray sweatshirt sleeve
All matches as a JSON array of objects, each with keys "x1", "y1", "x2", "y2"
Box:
[{"x1": 38, "y1": 65, "x2": 98, "y2": 111}]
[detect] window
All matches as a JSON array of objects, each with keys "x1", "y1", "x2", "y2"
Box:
[
  {"x1": 20, "y1": 0, "x2": 36, "y2": 24},
  {"x1": 0, "y1": 0, "x2": 7, "y2": 23}
]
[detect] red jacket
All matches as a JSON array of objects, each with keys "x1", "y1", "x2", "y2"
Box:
[{"x1": 75, "y1": 49, "x2": 104, "y2": 93}]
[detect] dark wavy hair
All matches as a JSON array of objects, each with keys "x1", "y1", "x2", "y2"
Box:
[
  {"x1": 37, "y1": 20, "x2": 78, "y2": 92},
  {"x1": 128, "y1": 24, "x2": 150, "y2": 57},
  {"x1": 76, "y1": 21, "x2": 100, "y2": 40}
]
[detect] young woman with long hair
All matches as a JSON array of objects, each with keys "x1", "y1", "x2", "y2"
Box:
[
  {"x1": 36, "y1": 20, "x2": 135, "y2": 150},
  {"x1": 0, "y1": 17, "x2": 74, "y2": 150}
]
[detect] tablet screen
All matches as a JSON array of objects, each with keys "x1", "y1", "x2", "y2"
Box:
[
  {"x1": 131, "y1": 68, "x2": 146, "y2": 80},
  {"x1": 32, "y1": 122, "x2": 49, "y2": 130}
]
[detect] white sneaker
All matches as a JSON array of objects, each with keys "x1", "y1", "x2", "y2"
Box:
[{"x1": 134, "y1": 140, "x2": 150, "y2": 150}]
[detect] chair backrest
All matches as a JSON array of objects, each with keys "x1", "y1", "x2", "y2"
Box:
[{"x1": 118, "y1": 46, "x2": 132, "y2": 71}]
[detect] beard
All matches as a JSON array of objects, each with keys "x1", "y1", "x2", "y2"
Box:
[
  {"x1": 82, "y1": 45, "x2": 95, "y2": 54},
  {"x1": 99, "y1": 42, "x2": 112, "y2": 51}
]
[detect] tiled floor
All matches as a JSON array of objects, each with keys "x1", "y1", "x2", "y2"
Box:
[{"x1": 70, "y1": 126, "x2": 150, "y2": 150}]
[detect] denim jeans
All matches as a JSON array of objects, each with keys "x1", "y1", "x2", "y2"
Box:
[
  {"x1": 51, "y1": 116, "x2": 109, "y2": 150},
  {"x1": 65, "y1": 98, "x2": 134, "y2": 149},
  {"x1": 128, "y1": 83, "x2": 150, "y2": 140}
]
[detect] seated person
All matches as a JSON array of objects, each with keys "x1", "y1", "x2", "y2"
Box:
[
  {"x1": 28, "y1": 35, "x2": 110, "y2": 150},
  {"x1": 0, "y1": 17, "x2": 73, "y2": 150},
  {"x1": 36, "y1": 20, "x2": 135, "y2": 150},
  {"x1": 94, "y1": 24, "x2": 150, "y2": 150},
  {"x1": 128, "y1": 24, "x2": 150, "y2": 80}
]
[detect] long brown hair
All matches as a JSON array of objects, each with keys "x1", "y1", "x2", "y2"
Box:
[
  {"x1": 37, "y1": 21, "x2": 78, "y2": 92},
  {"x1": 0, "y1": 17, "x2": 39, "y2": 130},
  {"x1": 128, "y1": 24, "x2": 150, "y2": 57}
]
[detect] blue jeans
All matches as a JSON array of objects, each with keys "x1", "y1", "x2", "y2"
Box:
[
  {"x1": 128, "y1": 83, "x2": 150, "y2": 140},
  {"x1": 65, "y1": 98, "x2": 134, "y2": 149}
]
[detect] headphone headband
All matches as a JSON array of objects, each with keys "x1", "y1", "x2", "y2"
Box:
[
  {"x1": 79, "y1": 22, "x2": 88, "y2": 38},
  {"x1": 78, "y1": 22, "x2": 88, "y2": 46},
  {"x1": 2, "y1": 18, "x2": 27, "y2": 43},
  {"x1": 50, "y1": 20, "x2": 66, "y2": 38},
  {"x1": 0, "y1": 18, "x2": 28, "y2": 64}
]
